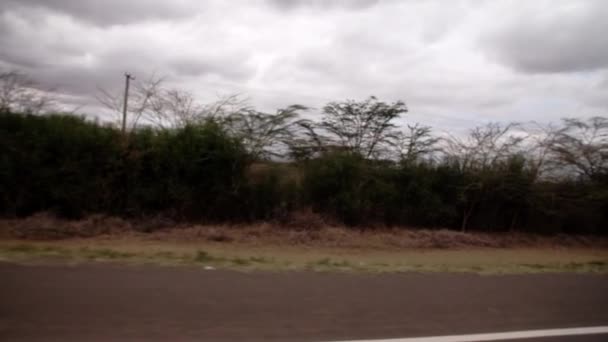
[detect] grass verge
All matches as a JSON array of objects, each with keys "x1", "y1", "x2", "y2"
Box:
[{"x1": 0, "y1": 239, "x2": 607, "y2": 274}]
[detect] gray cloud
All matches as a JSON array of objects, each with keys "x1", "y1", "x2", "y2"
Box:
[
  {"x1": 267, "y1": 0, "x2": 381, "y2": 12},
  {"x1": 599, "y1": 73, "x2": 608, "y2": 89},
  {"x1": 482, "y1": 0, "x2": 608, "y2": 73},
  {"x1": 169, "y1": 55, "x2": 255, "y2": 81},
  {"x1": 0, "y1": 0, "x2": 199, "y2": 26},
  {"x1": 0, "y1": 3, "x2": 257, "y2": 97},
  {"x1": 0, "y1": 0, "x2": 605, "y2": 133}
]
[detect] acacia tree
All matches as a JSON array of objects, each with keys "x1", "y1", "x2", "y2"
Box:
[
  {"x1": 318, "y1": 96, "x2": 408, "y2": 159},
  {"x1": 520, "y1": 122, "x2": 561, "y2": 181},
  {"x1": 146, "y1": 87, "x2": 200, "y2": 128},
  {"x1": 444, "y1": 122, "x2": 525, "y2": 172},
  {"x1": 148, "y1": 92, "x2": 248, "y2": 129},
  {"x1": 393, "y1": 123, "x2": 440, "y2": 164},
  {"x1": 286, "y1": 119, "x2": 329, "y2": 161},
  {"x1": 0, "y1": 69, "x2": 54, "y2": 114},
  {"x1": 548, "y1": 116, "x2": 608, "y2": 181},
  {"x1": 444, "y1": 122, "x2": 527, "y2": 231},
  {"x1": 224, "y1": 105, "x2": 308, "y2": 160}
]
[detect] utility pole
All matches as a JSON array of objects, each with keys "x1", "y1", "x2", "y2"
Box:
[{"x1": 122, "y1": 73, "x2": 134, "y2": 133}]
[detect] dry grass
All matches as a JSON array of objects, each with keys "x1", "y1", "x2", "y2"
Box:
[
  {"x1": 1, "y1": 213, "x2": 607, "y2": 250},
  {"x1": 0, "y1": 239, "x2": 606, "y2": 274},
  {"x1": 1, "y1": 214, "x2": 608, "y2": 274},
  {"x1": 0, "y1": 213, "x2": 134, "y2": 239}
]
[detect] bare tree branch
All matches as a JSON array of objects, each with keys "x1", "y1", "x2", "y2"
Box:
[
  {"x1": 444, "y1": 122, "x2": 525, "y2": 172},
  {"x1": 0, "y1": 69, "x2": 55, "y2": 115},
  {"x1": 224, "y1": 104, "x2": 308, "y2": 160},
  {"x1": 393, "y1": 123, "x2": 441, "y2": 163},
  {"x1": 548, "y1": 116, "x2": 608, "y2": 180}
]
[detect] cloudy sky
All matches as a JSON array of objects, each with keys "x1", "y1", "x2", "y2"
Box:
[{"x1": 1, "y1": 0, "x2": 606, "y2": 133}]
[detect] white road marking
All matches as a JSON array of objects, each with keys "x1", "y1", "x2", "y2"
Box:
[{"x1": 330, "y1": 326, "x2": 608, "y2": 342}]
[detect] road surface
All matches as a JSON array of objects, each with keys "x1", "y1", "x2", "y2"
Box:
[{"x1": 1, "y1": 263, "x2": 607, "y2": 341}]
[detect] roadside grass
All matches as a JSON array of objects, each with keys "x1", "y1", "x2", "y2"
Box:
[{"x1": 0, "y1": 240, "x2": 607, "y2": 274}]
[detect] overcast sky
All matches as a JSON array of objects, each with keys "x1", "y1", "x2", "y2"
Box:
[{"x1": 1, "y1": 0, "x2": 607, "y2": 133}]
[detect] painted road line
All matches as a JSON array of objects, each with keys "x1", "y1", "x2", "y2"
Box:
[{"x1": 330, "y1": 326, "x2": 608, "y2": 342}]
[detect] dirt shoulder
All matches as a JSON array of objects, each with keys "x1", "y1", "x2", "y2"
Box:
[{"x1": 1, "y1": 214, "x2": 607, "y2": 274}]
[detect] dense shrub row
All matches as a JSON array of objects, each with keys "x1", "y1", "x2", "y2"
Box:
[
  {"x1": 1, "y1": 111, "x2": 607, "y2": 234},
  {"x1": 301, "y1": 152, "x2": 607, "y2": 233},
  {"x1": 0, "y1": 112, "x2": 249, "y2": 220}
]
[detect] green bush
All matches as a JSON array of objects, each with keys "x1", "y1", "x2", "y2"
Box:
[
  {"x1": 0, "y1": 113, "x2": 248, "y2": 221},
  {"x1": 1, "y1": 111, "x2": 606, "y2": 234},
  {"x1": 301, "y1": 152, "x2": 370, "y2": 225},
  {"x1": 124, "y1": 122, "x2": 248, "y2": 220},
  {"x1": 0, "y1": 112, "x2": 121, "y2": 217}
]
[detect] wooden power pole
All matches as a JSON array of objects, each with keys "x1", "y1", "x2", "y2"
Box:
[{"x1": 122, "y1": 73, "x2": 134, "y2": 133}]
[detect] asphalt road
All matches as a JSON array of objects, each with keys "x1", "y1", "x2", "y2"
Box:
[
  {"x1": 1, "y1": 263, "x2": 607, "y2": 341},
  {"x1": 499, "y1": 338, "x2": 608, "y2": 342}
]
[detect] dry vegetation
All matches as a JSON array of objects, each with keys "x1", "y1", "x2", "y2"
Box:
[
  {"x1": 1, "y1": 213, "x2": 607, "y2": 274},
  {"x1": 2, "y1": 212, "x2": 607, "y2": 249}
]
